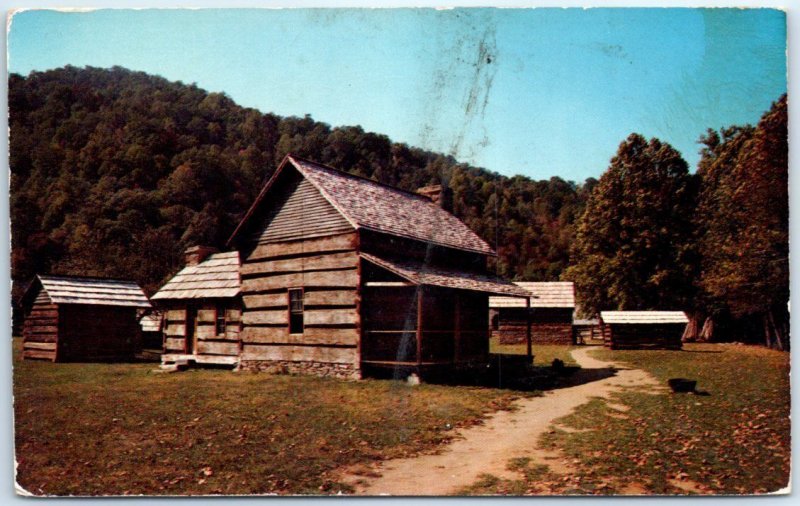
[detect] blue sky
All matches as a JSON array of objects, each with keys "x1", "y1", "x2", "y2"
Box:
[{"x1": 7, "y1": 8, "x2": 786, "y2": 182}]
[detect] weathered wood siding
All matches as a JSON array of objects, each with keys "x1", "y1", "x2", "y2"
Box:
[
  {"x1": 56, "y1": 305, "x2": 139, "y2": 362},
  {"x1": 160, "y1": 302, "x2": 242, "y2": 358},
  {"x1": 603, "y1": 323, "x2": 684, "y2": 350},
  {"x1": 493, "y1": 308, "x2": 574, "y2": 345},
  {"x1": 22, "y1": 291, "x2": 58, "y2": 361},
  {"x1": 241, "y1": 232, "x2": 360, "y2": 367},
  {"x1": 194, "y1": 303, "x2": 242, "y2": 358},
  {"x1": 252, "y1": 171, "x2": 353, "y2": 244},
  {"x1": 163, "y1": 309, "x2": 188, "y2": 353}
]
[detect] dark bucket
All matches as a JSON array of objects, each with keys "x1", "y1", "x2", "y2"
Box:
[{"x1": 668, "y1": 378, "x2": 697, "y2": 393}]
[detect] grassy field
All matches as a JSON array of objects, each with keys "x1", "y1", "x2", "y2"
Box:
[
  {"x1": 465, "y1": 343, "x2": 791, "y2": 495},
  {"x1": 12, "y1": 340, "x2": 525, "y2": 496}
]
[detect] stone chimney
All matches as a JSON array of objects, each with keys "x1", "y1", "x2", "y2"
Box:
[
  {"x1": 184, "y1": 245, "x2": 219, "y2": 266},
  {"x1": 416, "y1": 184, "x2": 453, "y2": 212}
]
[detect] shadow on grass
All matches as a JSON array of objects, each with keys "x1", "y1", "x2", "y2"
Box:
[{"x1": 365, "y1": 354, "x2": 618, "y2": 393}]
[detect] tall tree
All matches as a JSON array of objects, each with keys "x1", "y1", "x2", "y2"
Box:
[
  {"x1": 697, "y1": 95, "x2": 788, "y2": 349},
  {"x1": 565, "y1": 134, "x2": 697, "y2": 315}
]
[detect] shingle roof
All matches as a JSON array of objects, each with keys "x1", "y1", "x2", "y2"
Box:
[
  {"x1": 229, "y1": 155, "x2": 494, "y2": 255},
  {"x1": 600, "y1": 311, "x2": 689, "y2": 324},
  {"x1": 361, "y1": 253, "x2": 531, "y2": 297},
  {"x1": 489, "y1": 281, "x2": 575, "y2": 308},
  {"x1": 151, "y1": 251, "x2": 240, "y2": 300},
  {"x1": 37, "y1": 275, "x2": 150, "y2": 308}
]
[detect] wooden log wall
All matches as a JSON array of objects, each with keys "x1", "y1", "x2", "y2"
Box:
[
  {"x1": 494, "y1": 308, "x2": 574, "y2": 345},
  {"x1": 194, "y1": 304, "x2": 242, "y2": 357},
  {"x1": 22, "y1": 291, "x2": 58, "y2": 361},
  {"x1": 163, "y1": 309, "x2": 188, "y2": 353},
  {"x1": 240, "y1": 232, "x2": 360, "y2": 367},
  {"x1": 604, "y1": 323, "x2": 684, "y2": 350},
  {"x1": 251, "y1": 170, "x2": 353, "y2": 244},
  {"x1": 57, "y1": 305, "x2": 139, "y2": 362}
]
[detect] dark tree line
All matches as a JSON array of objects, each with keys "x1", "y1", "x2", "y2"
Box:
[
  {"x1": 566, "y1": 96, "x2": 788, "y2": 349},
  {"x1": 10, "y1": 66, "x2": 592, "y2": 300},
  {"x1": 10, "y1": 67, "x2": 787, "y2": 348}
]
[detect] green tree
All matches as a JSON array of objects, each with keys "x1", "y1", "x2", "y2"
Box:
[
  {"x1": 697, "y1": 95, "x2": 788, "y2": 349},
  {"x1": 565, "y1": 134, "x2": 697, "y2": 315}
]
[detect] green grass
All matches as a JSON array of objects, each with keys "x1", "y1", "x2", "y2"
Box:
[
  {"x1": 12, "y1": 339, "x2": 524, "y2": 496},
  {"x1": 469, "y1": 342, "x2": 791, "y2": 495},
  {"x1": 490, "y1": 338, "x2": 579, "y2": 367}
]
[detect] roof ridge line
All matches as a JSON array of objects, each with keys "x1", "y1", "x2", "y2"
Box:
[{"x1": 287, "y1": 154, "x2": 433, "y2": 201}]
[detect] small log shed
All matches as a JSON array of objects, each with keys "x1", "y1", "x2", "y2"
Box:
[
  {"x1": 599, "y1": 311, "x2": 689, "y2": 350},
  {"x1": 226, "y1": 154, "x2": 531, "y2": 379},
  {"x1": 151, "y1": 247, "x2": 242, "y2": 367},
  {"x1": 20, "y1": 275, "x2": 151, "y2": 362},
  {"x1": 489, "y1": 281, "x2": 576, "y2": 345}
]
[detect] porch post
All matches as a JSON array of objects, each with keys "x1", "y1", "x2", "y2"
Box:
[
  {"x1": 526, "y1": 296, "x2": 532, "y2": 363},
  {"x1": 454, "y1": 292, "x2": 461, "y2": 363},
  {"x1": 416, "y1": 287, "x2": 424, "y2": 366}
]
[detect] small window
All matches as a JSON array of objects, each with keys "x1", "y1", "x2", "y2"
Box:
[
  {"x1": 215, "y1": 306, "x2": 226, "y2": 336},
  {"x1": 289, "y1": 289, "x2": 304, "y2": 334}
]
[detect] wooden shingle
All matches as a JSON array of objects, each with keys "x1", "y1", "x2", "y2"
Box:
[
  {"x1": 37, "y1": 275, "x2": 150, "y2": 308},
  {"x1": 489, "y1": 281, "x2": 575, "y2": 309},
  {"x1": 151, "y1": 251, "x2": 240, "y2": 300},
  {"x1": 361, "y1": 253, "x2": 531, "y2": 297},
  {"x1": 229, "y1": 155, "x2": 495, "y2": 255},
  {"x1": 600, "y1": 311, "x2": 688, "y2": 324}
]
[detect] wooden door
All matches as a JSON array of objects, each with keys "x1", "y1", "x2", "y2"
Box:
[{"x1": 185, "y1": 308, "x2": 197, "y2": 354}]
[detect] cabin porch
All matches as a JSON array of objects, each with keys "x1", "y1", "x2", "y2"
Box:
[{"x1": 360, "y1": 284, "x2": 532, "y2": 378}]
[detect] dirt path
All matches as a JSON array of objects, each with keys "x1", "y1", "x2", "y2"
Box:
[{"x1": 341, "y1": 347, "x2": 664, "y2": 496}]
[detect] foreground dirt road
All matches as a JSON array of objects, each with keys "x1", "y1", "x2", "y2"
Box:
[{"x1": 342, "y1": 347, "x2": 663, "y2": 495}]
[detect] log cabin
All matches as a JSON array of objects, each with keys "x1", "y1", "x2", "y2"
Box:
[
  {"x1": 599, "y1": 311, "x2": 688, "y2": 350},
  {"x1": 20, "y1": 275, "x2": 150, "y2": 362},
  {"x1": 489, "y1": 282, "x2": 575, "y2": 345},
  {"x1": 227, "y1": 154, "x2": 530, "y2": 379},
  {"x1": 151, "y1": 247, "x2": 242, "y2": 367}
]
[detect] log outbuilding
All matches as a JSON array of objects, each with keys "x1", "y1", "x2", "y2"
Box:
[
  {"x1": 489, "y1": 282, "x2": 576, "y2": 345},
  {"x1": 227, "y1": 154, "x2": 530, "y2": 379},
  {"x1": 599, "y1": 311, "x2": 688, "y2": 350},
  {"x1": 21, "y1": 275, "x2": 150, "y2": 362},
  {"x1": 151, "y1": 247, "x2": 242, "y2": 366}
]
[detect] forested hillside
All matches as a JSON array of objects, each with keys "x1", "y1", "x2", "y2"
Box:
[{"x1": 9, "y1": 66, "x2": 592, "y2": 298}]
